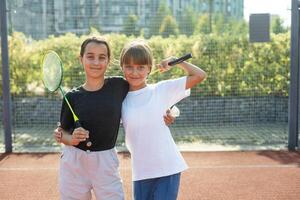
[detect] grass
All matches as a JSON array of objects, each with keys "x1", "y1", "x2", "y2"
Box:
[{"x1": 0, "y1": 122, "x2": 288, "y2": 152}]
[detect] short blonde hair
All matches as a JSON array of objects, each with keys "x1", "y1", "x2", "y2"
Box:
[{"x1": 120, "y1": 40, "x2": 153, "y2": 71}]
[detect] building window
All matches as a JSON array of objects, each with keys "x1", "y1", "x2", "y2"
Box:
[{"x1": 112, "y1": 6, "x2": 120, "y2": 13}]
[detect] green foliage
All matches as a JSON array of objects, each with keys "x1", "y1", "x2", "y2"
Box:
[
  {"x1": 272, "y1": 16, "x2": 288, "y2": 34},
  {"x1": 88, "y1": 24, "x2": 102, "y2": 34},
  {"x1": 213, "y1": 14, "x2": 248, "y2": 35},
  {"x1": 178, "y1": 7, "x2": 197, "y2": 36},
  {"x1": 123, "y1": 14, "x2": 140, "y2": 36},
  {"x1": 194, "y1": 14, "x2": 247, "y2": 36},
  {"x1": 159, "y1": 15, "x2": 179, "y2": 38},
  {"x1": 89, "y1": 27, "x2": 102, "y2": 35},
  {"x1": 148, "y1": 1, "x2": 171, "y2": 37},
  {"x1": 8, "y1": 32, "x2": 36, "y2": 96},
  {"x1": 4, "y1": 32, "x2": 290, "y2": 97},
  {"x1": 194, "y1": 14, "x2": 211, "y2": 34}
]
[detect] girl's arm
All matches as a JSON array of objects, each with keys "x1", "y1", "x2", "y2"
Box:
[{"x1": 158, "y1": 57, "x2": 207, "y2": 89}]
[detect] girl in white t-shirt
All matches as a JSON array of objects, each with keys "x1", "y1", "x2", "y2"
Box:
[{"x1": 120, "y1": 40, "x2": 206, "y2": 200}]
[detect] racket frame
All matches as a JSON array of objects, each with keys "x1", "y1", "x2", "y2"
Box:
[{"x1": 42, "y1": 50, "x2": 63, "y2": 92}]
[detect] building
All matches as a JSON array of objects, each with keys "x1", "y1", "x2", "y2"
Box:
[{"x1": 8, "y1": 0, "x2": 244, "y2": 39}]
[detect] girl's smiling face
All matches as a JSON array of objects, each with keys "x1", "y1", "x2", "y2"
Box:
[
  {"x1": 80, "y1": 42, "x2": 109, "y2": 80},
  {"x1": 122, "y1": 62, "x2": 150, "y2": 91}
]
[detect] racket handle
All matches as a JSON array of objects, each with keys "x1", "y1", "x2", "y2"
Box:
[
  {"x1": 168, "y1": 53, "x2": 192, "y2": 66},
  {"x1": 74, "y1": 120, "x2": 82, "y2": 128},
  {"x1": 75, "y1": 120, "x2": 92, "y2": 147}
]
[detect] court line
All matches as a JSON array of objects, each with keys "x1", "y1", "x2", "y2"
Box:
[
  {"x1": 0, "y1": 164, "x2": 298, "y2": 171},
  {"x1": 189, "y1": 164, "x2": 299, "y2": 169},
  {"x1": 0, "y1": 167, "x2": 58, "y2": 171}
]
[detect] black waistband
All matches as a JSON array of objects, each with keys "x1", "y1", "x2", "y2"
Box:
[{"x1": 75, "y1": 143, "x2": 115, "y2": 152}]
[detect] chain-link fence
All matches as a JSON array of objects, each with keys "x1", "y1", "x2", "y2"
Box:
[{"x1": 0, "y1": 0, "x2": 292, "y2": 152}]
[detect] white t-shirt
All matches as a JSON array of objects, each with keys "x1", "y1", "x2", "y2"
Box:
[{"x1": 121, "y1": 77, "x2": 190, "y2": 181}]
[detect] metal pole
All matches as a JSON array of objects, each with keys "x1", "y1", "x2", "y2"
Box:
[
  {"x1": 0, "y1": 0, "x2": 13, "y2": 153},
  {"x1": 288, "y1": 0, "x2": 300, "y2": 150},
  {"x1": 42, "y1": 0, "x2": 46, "y2": 38}
]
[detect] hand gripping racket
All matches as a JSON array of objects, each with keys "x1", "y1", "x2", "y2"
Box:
[
  {"x1": 42, "y1": 50, "x2": 92, "y2": 147},
  {"x1": 150, "y1": 53, "x2": 192, "y2": 75}
]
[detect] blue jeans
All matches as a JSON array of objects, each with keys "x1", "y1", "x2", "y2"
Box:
[{"x1": 133, "y1": 173, "x2": 181, "y2": 200}]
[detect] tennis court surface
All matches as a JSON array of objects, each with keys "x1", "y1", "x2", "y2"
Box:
[{"x1": 0, "y1": 150, "x2": 300, "y2": 200}]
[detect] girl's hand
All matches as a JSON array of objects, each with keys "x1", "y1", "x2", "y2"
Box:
[
  {"x1": 53, "y1": 127, "x2": 63, "y2": 143},
  {"x1": 163, "y1": 109, "x2": 176, "y2": 126},
  {"x1": 71, "y1": 127, "x2": 89, "y2": 146},
  {"x1": 157, "y1": 56, "x2": 177, "y2": 73}
]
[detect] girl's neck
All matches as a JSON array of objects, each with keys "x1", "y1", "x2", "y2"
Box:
[
  {"x1": 83, "y1": 77, "x2": 105, "y2": 91},
  {"x1": 129, "y1": 83, "x2": 147, "y2": 91}
]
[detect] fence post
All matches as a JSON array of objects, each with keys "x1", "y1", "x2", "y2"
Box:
[
  {"x1": 0, "y1": 0, "x2": 13, "y2": 153},
  {"x1": 288, "y1": 0, "x2": 300, "y2": 150}
]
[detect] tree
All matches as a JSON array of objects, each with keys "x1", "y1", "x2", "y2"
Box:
[
  {"x1": 148, "y1": 1, "x2": 171, "y2": 36},
  {"x1": 178, "y1": 7, "x2": 197, "y2": 36},
  {"x1": 89, "y1": 26, "x2": 101, "y2": 35},
  {"x1": 194, "y1": 14, "x2": 211, "y2": 34},
  {"x1": 213, "y1": 14, "x2": 227, "y2": 34},
  {"x1": 123, "y1": 14, "x2": 139, "y2": 36},
  {"x1": 199, "y1": 0, "x2": 214, "y2": 33},
  {"x1": 272, "y1": 16, "x2": 287, "y2": 34},
  {"x1": 207, "y1": 0, "x2": 214, "y2": 33},
  {"x1": 213, "y1": 14, "x2": 247, "y2": 35},
  {"x1": 228, "y1": 19, "x2": 248, "y2": 35},
  {"x1": 159, "y1": 15, "x2": 179, "y2": 37}
]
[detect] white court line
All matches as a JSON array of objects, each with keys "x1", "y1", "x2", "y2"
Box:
[
  {"x1": 0, "y1": 164, "x2": 298, "y2": 171},
  {"x1": 189, "y1": 164, "x2": 299, "y2": 169},
  {"x1": 0, "y1": 167, "x2": 58, "y2": 171}
]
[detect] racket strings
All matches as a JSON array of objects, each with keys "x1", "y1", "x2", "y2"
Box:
[{"x1": 42, "y1": 52, "x2": 63, "y2": 92}]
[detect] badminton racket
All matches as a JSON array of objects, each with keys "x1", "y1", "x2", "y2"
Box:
[
  {"x1": 150, "y1": 53, "x2": 192, "y2": 75},
  {"x1": 42, "y1": 50, "x2": 92, "y2": 147}
]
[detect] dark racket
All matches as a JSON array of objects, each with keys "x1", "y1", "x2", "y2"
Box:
[
  {"x1": 42, "y1": 50, "x2": 92, "y2": 147},
  {"x1": 150, "y1": 53, "x2": 193, "y2": 75}
]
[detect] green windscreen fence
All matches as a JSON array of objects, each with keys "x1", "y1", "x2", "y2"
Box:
[{"x1": 0, "y1": 0, "x2": 291, "y2": 152}]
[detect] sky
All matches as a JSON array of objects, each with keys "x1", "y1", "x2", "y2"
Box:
[{"x1": 244, "y1": 0, "x2": 291, "y2": 26}]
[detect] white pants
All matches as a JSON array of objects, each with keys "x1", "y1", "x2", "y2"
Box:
[{"x1": 59, "y1": 146, "x2": 124, "y2": 200}]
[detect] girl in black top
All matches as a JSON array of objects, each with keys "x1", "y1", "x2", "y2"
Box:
[{"x1": 57, "y1": 37, "x2": 128, "y2": 200}]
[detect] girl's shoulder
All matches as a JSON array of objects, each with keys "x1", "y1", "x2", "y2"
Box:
[
  {"x1": 152, "y1": 76, "x2": 187, "y2": 92},
  {"x1": 105, "y1": 76, "x2": 129, "y2": 86},
  {"x1": 64, "y1": 85, "x2": 84, "y2": 97},
  {"x1": 105, "y1": 76, "x2": 123, "y2": 80},
  {"x1": 151, "y1": 78, "x2": 174, "y2": 89},
  {"x1": 156, "y1": 77, "x2": 187, "y2": 86}
]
